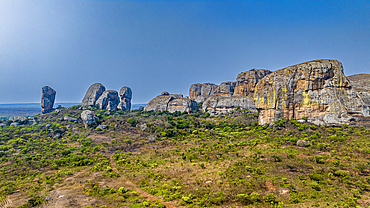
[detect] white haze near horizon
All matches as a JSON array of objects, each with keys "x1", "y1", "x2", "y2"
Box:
[{"x1": 0, "y1": 0, "x2": 369, "y2": 104}]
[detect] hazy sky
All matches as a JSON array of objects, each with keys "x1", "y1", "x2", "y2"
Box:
[{"x1": 0, "y1": 0, "x2": 369, "y2": 104}]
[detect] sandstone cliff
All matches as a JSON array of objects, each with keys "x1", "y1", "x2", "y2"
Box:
[
  {"x1": 203, "y1": 95, "x2": 256, "y2": 114},
  {"x1": 348, "y1": 74, "x2": 370, "y2": 108},
  {"x1": 189, "y1": 83, "x2": 218, "y2": 103},
  {"x1": 254, "y1": 59, "x2": 369, "y2": 125},
  {"x1": 41, "y1": 86, "x2": 56, "y2": 114},
  {"x1": 144, "y1": 93, "x2": 198, "y2": 113},
  {"x1": 234, "y1": 69, "x2": 272, "y2": 96},
  {"x1": 214, "y1": 82, "x2": 236, "y2": 97}
]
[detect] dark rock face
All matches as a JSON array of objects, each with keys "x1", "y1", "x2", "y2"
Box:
[
  {"x1": 202, "y1": 95, "x2": 256, "y2": 114},
  {"x1": 82, "y1": 83, "x2": 106, "y2": 106},
  {"x1": 214, "y1": 82, "x2": 236, "y2": 97},
  {"x1": 81, "y1": 110, "x2": 99, "y2": 128},
  {"x1": 348, "y1": 74, "x2": 370, "y2": 108},
  {"x1": 118, "y1": 86, "x2": 132, "y2": 111},
  {"x1": 234, "y1": 69, "x2": 272, "y2": 96},
  {"x1": 96, "y1": 90, "x2": 120, "y2": 110},
  {"x1": 144, "y1": 93, "x2": 198, "y2": 113},
  {"x1": 41, "y1": 86, "x2": 56, "y2": 114},
  {"x1": 254, "y1": 59, "x2": 369, "y2": 125},
  {"x1": 189, "y1": 83, "x2": 219, "y2": 103}
]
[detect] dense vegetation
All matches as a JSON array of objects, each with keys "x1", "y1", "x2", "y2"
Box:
[{"x1": 0, "y1": 106, "x2": 370, "y2": 207}]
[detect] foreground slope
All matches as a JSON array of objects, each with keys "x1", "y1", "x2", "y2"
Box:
[{"x1": 0, "y1": 106, "x2": 370, "y2": 207}]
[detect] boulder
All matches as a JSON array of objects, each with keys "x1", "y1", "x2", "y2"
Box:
[
  {"x1": 297, "y1": 139, "x2": 309, "y2": 147},
  {"x1": 202, "y1": 95, "x2": 256, "y2": 114},
  {"x1": 144, "y1": 93, "x2": 183, "y2": 112},
  {"x1": 234, "y1": 69, "x2": 272, "y2": 96},
  {"x1": 41, "y1": 86, "x2": 56, "y2": 114},
  {"x1": 167, "y1": 97, "x2": 198, "y2": 113},
  {"x1": 348, "y1": 74, "x2": 370, "y2": 108},
  {"x1": 118, "y1": 86, "x2": 132, "y2": 111},
  {"x1": 254, "y1": 59, "x2": 369, "y2": 125},
  {"x1": 64, "y1": 116, "x2": 77, "y2": 122},
  {"x1": 96, "y1": 90, "x2": 120, "y2": 110},
  {"x1": 189, "y1": 83, "x2": 218, "y2": 103},
  {"x1": 214, "y1": 82, "x2": 236, "y2": 97},
  {"x1": 81, "y1": 110, "x2": 99, "y2": 128},
  {"x1": 81, "y1": 83, "x2": 106, "y2": 106}
]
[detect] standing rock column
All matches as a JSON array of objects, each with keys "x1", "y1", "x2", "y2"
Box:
[
  {"x1": 118, "y1": 86, "x2": 132, "y2": 111},
  {"x1": 41, "y1": 86, "x2": 56, "y2": 114}
]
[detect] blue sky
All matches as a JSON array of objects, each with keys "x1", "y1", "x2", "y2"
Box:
[{"x1": 0, "y1": 0, "x2": 369, "y2": 103}]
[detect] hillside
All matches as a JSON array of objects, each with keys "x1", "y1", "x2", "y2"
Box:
[{"x1": 0, "y1": 106, "x2": 370, "y2": 207}]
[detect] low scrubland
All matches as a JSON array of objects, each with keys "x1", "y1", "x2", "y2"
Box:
[{"x1": 0, "y1": 106, "x2": 370, "y2": 207}]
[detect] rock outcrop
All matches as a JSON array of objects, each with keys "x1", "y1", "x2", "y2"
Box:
[
  {"x1": 189, "y1": 83, "x2": 218, "y2": 103},
  {"x1": 214, "y1": 82, "x2": 236, "y2": 97},
  {"x1": 167, "y1": 98, "x2": 198, "y2": 113},
  {"x1": 348, "y1": 74, "x2": 370, "y2": 108},
  {"x1": 96, "y1": 90, "x2": 120, "y2": 110},
  {"x1": 203, "y1": 95, "x2": 256, "y2": 114},
  {"x1": 118, "y1": 86, "x2": 132, "y2": 111},
  {"x1": 144, "y1": 93, "x2": 198, "y2": 113},
  {"x1": 41, "y1": 86, "x2": 56, "y2": 114},
  {"x1": 82, "y1": 83, "x2": 106, "y2": 106},
  {"x1": 81, "y1": 110, "x2": 99, "y2": 128},
  {"x1": 234, "y1": 69, "x2": 272, "y2": 96},
  {"x1": 254, "y1": 59, "x2": 369, "y2": 125}
]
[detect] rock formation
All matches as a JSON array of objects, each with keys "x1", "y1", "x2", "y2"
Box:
[
  {"x1": 348, "y1": 74, "x2": 370, "y2": 108},
  {"x1": 81, "y1": 110, "x2": 99, "y2": 128},
  {"x1": 189, "y1": 83, "x2": 218, "y2": 103},
  {"x1": 234, "y1": 69, "x2": 272, "y2": 96},
  {"x1": 214, "y1": 82, "x2": 236, "y2": 97},
  {"x1": 41, "y1": 86, "x2": 56, "y2": 114},
  {"x1": 144, "y1": 93, "x2": 198, "y2": 113},
  {"x1": 96, "y1": 90, "x2": 120, "y2": 110},
  {"x1": 254, "y1": 59, "x2": 369, "y2": 125},
  {"x1": 203, "y1": 95, "x2": 256, "y2": 114},
  {"x1": 167, "y1": 97, "x2": 198, "y2": 113},
  {"x1": 82, "y1": 83, "x2": 106, "y2": 106},
  {"x1": 118, "y1": 86, "x2": 132, "y2": 111}
]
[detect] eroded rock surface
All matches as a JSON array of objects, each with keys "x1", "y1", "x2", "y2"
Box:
[
  {"x1": 214, "y1": 82, "x2": 236, "y2": 97},
  {"x1": 96, "y1": 90, "x2": 120, "y2": 110},
  {"x1": 348, "y1": 74, "x2": 370, "y2": 108},
  {"x1": 167, "y1": 98, "x2": 198, "y2": 113},
  {"x1": 41, "y1": 86, "x2": 56, "y2": 114},
  {"x1": 189, "y1": 83, "x2": 218, "y2": 103},
  {"x1": 254, "y1": 59, "x2": 369, "y2": 125},
  {"x1": 118, "y1": 86, "x2": 132, "y2": 111},
  {"x1": 82, "y1": 83, "x2": 106, "y2": 106},
  {"x1": 203, "y1": 95, "x2": 256, "y2": 114},
  {"x1": 144, "y1": 93, "x2": 198, "y2": 113},
  {"x1": 234, "y1": 69, "x2": 271, "y2": 96}
]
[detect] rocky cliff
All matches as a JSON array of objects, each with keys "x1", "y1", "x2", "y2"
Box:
[
  {"x1": 41, "y1": 86, "x2": 56, "y2": 114},
  {"x1": 202, "y1": 95, "x2": 256, "y2": 114},
  {"x1": 214, "y1": 82, "x2": 236, "y2": 97},
  {"x1": 348, "y1": 74, "x2": 370, "y2": 108},
  {"x1": 234, "y1": 69, "x2": 272, "y2": 96},
  {"x1": 254, "y1": 59, "x2": 369, "y2": 125},
  {"x1": 189, "y1": 83, "x2": 218, "y2": 103},
  {"x1": 144, "y1": 92, "x2": 198, "y2": 113}
]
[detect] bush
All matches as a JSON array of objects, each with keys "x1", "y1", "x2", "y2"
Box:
[{"x1": 263, "y1": 193, "x2": 277, "y2": 203}]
